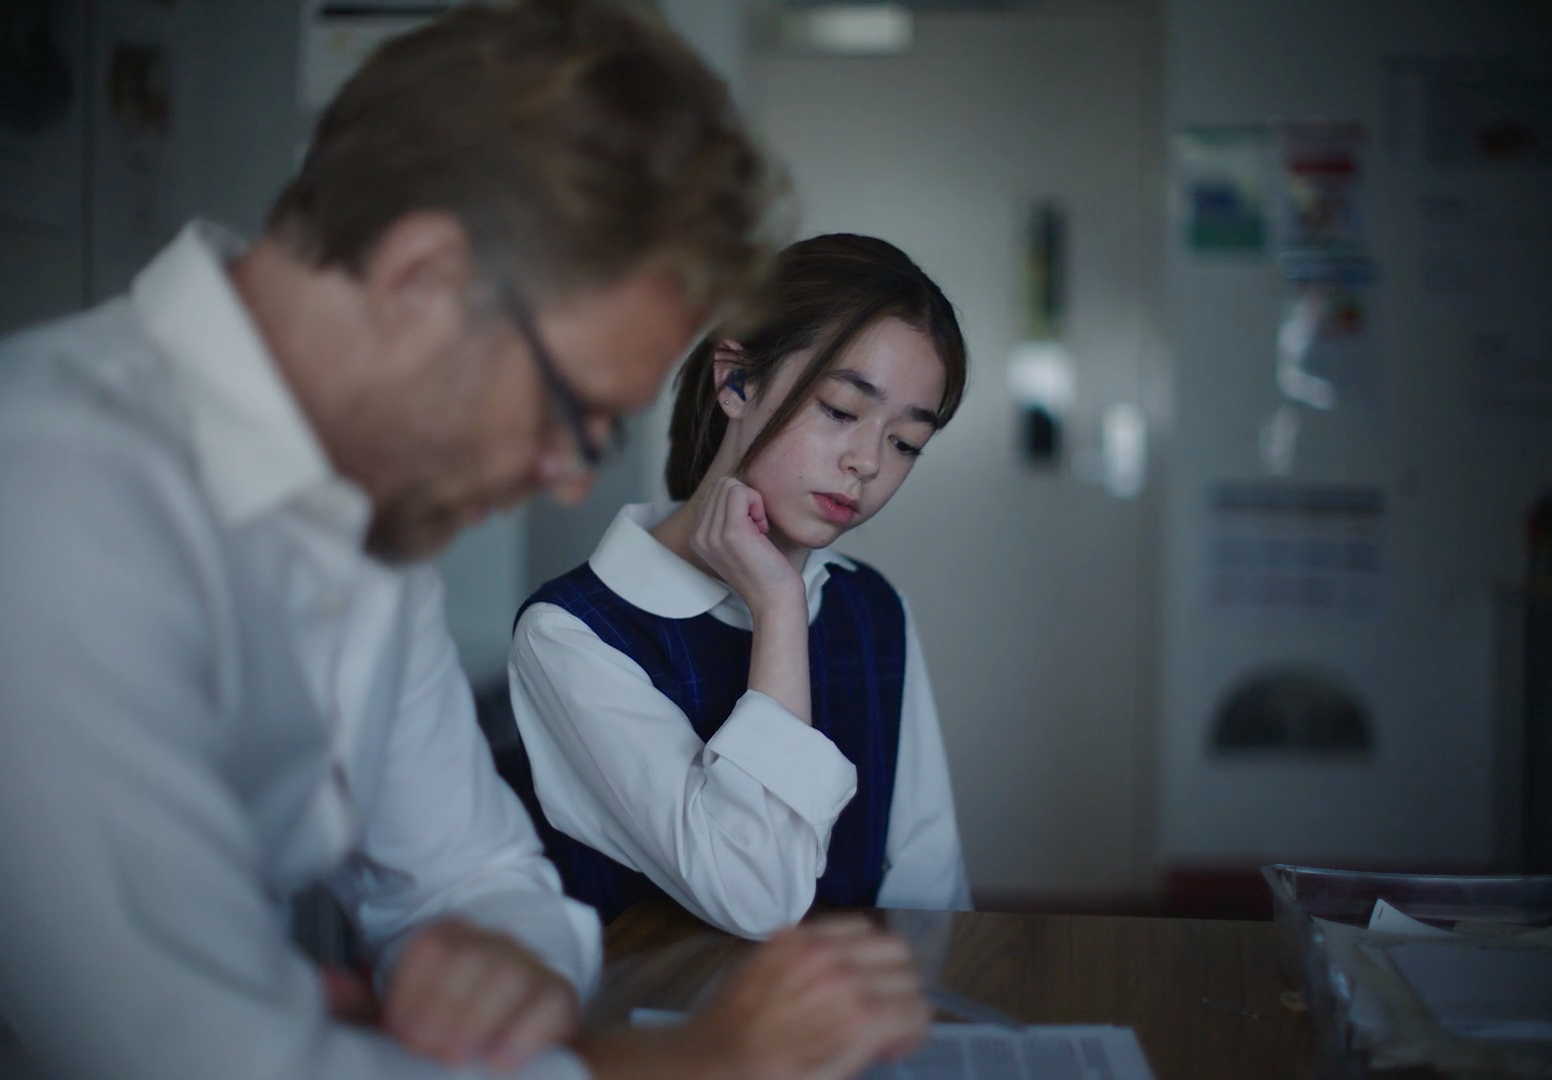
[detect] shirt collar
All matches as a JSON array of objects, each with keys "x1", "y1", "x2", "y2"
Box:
[
  {"x1": 129, "y1": 221, "x2": 371, "y2": 538},
  {"x1": 590, "y1": 503, "x2": 855, "y2": 622}
]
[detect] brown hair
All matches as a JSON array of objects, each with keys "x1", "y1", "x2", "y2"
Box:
[
  {"x1": 665, "y1": 233, "x2": 968, "y2": 499},
  {"x1": 267, "y1": 0, "x2": 782, "y2": 314}
]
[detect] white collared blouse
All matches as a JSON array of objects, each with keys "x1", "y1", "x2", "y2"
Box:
[{"x1": 509, "y1": 503, "x2": 972, "y2": 940}]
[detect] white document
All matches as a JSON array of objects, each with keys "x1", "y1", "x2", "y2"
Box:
[
  {"x1": 857, "y1": 1025, "x2": 1153, "y2": 1080},
  {"x1": 631, "y1": 1013, "x2": 1152, "y2": 1080},
  {"x1": 1382, "y1": 942, "x2": 1552, "y2": 1043},
  {"x1": 1367, "y1": 899, "x2": 1458, "y2": 939}
]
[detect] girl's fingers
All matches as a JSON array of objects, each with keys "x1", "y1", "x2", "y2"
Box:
[
  {"x1": 838, "y1": 932, "x2": 917, "y2": 972},
  {"x1": 805, "y1": 915, "x2": 876, "y2": 940},
  {"x1": 689, "y1": 477, "x2": 803, "y2": 610},
  {"x1": 747, "y1": 488, "x2": 769, "y2": 534},
  {"x1": 482, "y1": 982, "x2": 579, "y2": 1072},
  {"x1": 722, "y1": 478, "x2": 750, "y2": 524},
  {"x1": 866, "y1": 994, "x2": 934, "y2": 1064},
  {"x1": 694, "y1": 925, "x2": 933, "y2": 1080},
  {"x1": 719, "y1": 481, "x2": 759, "y2": 550}
]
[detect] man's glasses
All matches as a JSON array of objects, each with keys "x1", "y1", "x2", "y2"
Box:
[{"x1": 504, "y1": 294, "x2": 627, "y2": 470}]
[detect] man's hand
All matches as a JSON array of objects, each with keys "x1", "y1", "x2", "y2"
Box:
[
  {"x1": 580, "y1": 915, "x2": 929, "y2": 1080},
  {"x1": 320, "y1": 966, "x2": 380, "y2": 1028},
  {"x1": 382, "y1": 918, "x2": 579, "y2": 1072}
]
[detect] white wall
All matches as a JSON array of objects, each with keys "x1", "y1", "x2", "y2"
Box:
[
  {"x1": 1162, "y1": 0, "x2": 1552, "y2": 868},
  {"x1": 0, "y1": 230, "x2": 83, "y2": 336},
  {"x1": 747, "y1": 0, "x2": 1166, "y2": 896},
  {"x1": 2, "y1": 0, "x2": 528, "y2": 682}
]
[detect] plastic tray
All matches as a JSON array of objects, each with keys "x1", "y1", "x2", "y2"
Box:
[{"x1": 1261, "y1": 865, "x2": 1552, "y2": 1077}]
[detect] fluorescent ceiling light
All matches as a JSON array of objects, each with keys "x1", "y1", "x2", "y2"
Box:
[{"x1": 780, "y1": 5, "x2": 914, "y2": 54}]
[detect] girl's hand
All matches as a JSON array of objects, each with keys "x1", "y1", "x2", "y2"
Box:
[
  {"x1": 381, "y1": 918, "x2": 579, "y2": 1072},
  {"x1": 687, "y1": 916, "x2": 929, "y2": 1080},
  {"x1": 577, "y1": 917, "x2": 929, "y2": 1080},
  {"x1": 691, "y1": 477, "x2": 804, "y2": 618}
]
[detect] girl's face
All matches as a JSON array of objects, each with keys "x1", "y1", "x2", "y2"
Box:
[{"x1": 723, "y1": 317, "x2": 947, "y2": 554}]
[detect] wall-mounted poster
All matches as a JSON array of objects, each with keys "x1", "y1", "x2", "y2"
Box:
[
  {"x1": 1175, "y1": 125, "x2": 1268, "y2": 254},
  {"x1": 1206, "y1": 483, "x2": 1385, "y2": 619},
  {"x1": 1272, "y1": 120, "x2": 1371, "y2": 269},
  {"x1": 1277, "y1": 252, "x2": 1381, "y2": 412}
]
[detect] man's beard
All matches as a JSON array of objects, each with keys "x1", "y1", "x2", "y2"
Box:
[{"x1": 362, "y1": 498, "x2": 462, "y2": 565}]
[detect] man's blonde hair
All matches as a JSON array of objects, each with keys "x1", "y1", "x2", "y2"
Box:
[{"x1": 268, "y1": 0, "x2": 783, "y2": 315}]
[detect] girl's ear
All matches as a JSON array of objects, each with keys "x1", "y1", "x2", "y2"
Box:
[{"x1": 711, "y1": 340, "x2": 750, "y2": 420}]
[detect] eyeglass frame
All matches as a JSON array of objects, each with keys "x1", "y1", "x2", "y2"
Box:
[{"x1": 501, "y1": 289, "x2": 627, "y2": 470}]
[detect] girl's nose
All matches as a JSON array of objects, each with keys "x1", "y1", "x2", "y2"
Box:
[{"x1": 841, "y1": 431, "x2": 881, "y2": 480}]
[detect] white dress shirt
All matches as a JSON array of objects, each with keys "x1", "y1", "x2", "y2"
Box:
[
  {"x1": 509, "y1": 503, "x2": 971, "y2": 939},
  {"x1": 0, "y1": 223, "x2": 596, "y2": 1080}
]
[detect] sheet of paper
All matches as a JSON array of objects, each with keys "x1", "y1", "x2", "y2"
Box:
[
  {"x1": 630, "y1": 1013, "x2": 1153, "y2": 1079},
  {"x1": 1382, "y1": 942, "x2": 1552, "y2": 1043},
  {"x1": 1368, "y1": 899, "x2": 1458, "y2": 939},
  {"x1": 1363, "y1": 898, "x2": 1552, "y2": 944},
  {"x1": 857, "y1": 1025, "x2": 1153, "y2": 1080}
]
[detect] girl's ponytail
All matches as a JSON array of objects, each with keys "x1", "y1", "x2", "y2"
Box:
[{"x1": 664, "y1": 338, "x2": 725, "y2": 499}]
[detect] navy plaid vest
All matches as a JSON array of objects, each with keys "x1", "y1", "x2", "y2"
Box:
[{"x1": 496, "y1": 557, "x2": 906, "y2": 925}]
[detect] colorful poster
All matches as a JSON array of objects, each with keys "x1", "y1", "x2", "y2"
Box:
[
  {"x1": 1297, "y1": 284, "x2": 1377, "y2": 402},
  {"x1": 1273, "y1": 120, "x2": 1372, "y2": 275},
  {"x1": 1276, "y1": 275, "x2": 1380, "y2": 412},
  {"x1": 1175, "y1": 125, "x2": 1268, "y2": 254}
]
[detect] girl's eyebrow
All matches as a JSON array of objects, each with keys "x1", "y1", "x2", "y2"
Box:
[{"x1": 828, "y1": 369, "x2": 937, "y2": 424}]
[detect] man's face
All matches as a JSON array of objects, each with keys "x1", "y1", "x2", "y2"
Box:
[{"x1": 352, "y1": 261, "x2": 702, "y2": 563}]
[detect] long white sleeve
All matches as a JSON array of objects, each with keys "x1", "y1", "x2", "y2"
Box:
[
  {"x1": 329, "y1": 569, "x2": 602, "y2": 997},
  {"x1": 510, "y1": 603, "x2": 859, "y2": 939},
  {"x1": 876, "y1": 600, "x2": 972, "y2": 911},
  {"x1": 0, "y1": 417, "x2": 590, "y2": 1080}
]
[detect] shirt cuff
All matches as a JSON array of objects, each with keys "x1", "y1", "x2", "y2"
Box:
[{"x1": 704, "y1": 691, "x2": 858, "y2": 828}]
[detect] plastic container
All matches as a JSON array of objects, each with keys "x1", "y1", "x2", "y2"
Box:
[{"x1": 1261, "y1": 865, "x2": 1552, "y2": 1077}]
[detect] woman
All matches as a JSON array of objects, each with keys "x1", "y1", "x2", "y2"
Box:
[{"x1": 502, "y1": 234, "x2": 971, "y2": 936}]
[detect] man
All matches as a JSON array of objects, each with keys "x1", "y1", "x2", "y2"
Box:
[{"x1": 0, "y1": 3, "x2": 929, "y2": 1078}]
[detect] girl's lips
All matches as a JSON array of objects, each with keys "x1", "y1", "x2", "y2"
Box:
[{"x1": 813, "y1": 492, "x2": 859, "y2": 524}]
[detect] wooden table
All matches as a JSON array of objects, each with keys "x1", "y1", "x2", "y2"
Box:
[{"x1": 589, "y1": 897, "x2": 1315, "y2": 1080}]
